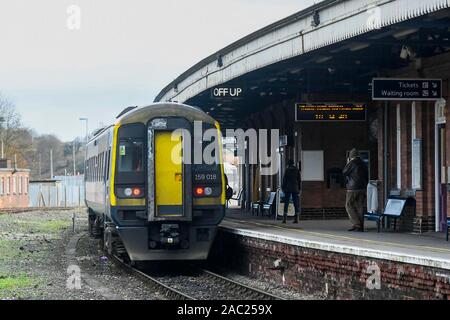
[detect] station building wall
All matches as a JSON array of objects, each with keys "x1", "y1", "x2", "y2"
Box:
[
  {"x1": 241, "y1": 52, "x2": 450, "y2": 231},
  {"x1": 0, "y1": 169, "x2": 30, "y2": 208},
  {"x1": 379, "y1": 51, "x2": 450, "y2": 233},
  {"x1": 243, "y1": 96, "x2": 375, "y2": 218}
]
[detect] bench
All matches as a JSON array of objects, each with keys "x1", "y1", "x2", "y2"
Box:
[
  {"x1": 252, "y1": 192, "x2": 277, "y2": 217},
  {"x1": 231, "y1": 188, "x2": 244, "y2": 202},
  {"x1": 365, "y1": 197, "x2": 415, "y2": 233},
  {"x1": 227, "y1": 187, "x2": 244, "y2": 208}
]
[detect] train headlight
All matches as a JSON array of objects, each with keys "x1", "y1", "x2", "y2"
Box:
[
  {"x1": 195, "y1": 187, "x2": 205, "y2": 196},
  {"x1": 204, "y1": 187, "x2": 213, "y2": 196},
  {"x1": 124, "y1": 188, "x2": 133, "y2": 197},
  {"x1": 132, "y1": 188, "x2": 142, "y2": 197}
]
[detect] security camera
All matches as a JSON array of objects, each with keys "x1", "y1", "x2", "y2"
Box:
[
  {"x1": 400, "y1": 46, "x2": 409, "y2": 59},
  {"x1": 400, "y1": 45, "x2": 416, "y2": 60}
]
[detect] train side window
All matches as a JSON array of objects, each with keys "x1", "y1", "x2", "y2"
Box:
[
  {"x1": 101, "y1": 152, "x2": 105, "y2": 181},
  {"x1": 104, "y1": 151, "x2": 108, "y2": 181},
  {"x1": 106, "y1": 150, "x2": 111, "y2": 181},
  {"x1": 99, "y1": 153, "x2": 103, "y2": 182},
  {"x1": 88, "y1": 158, "x2": 91, "y2": 182},
  {"x1": 95, "y1": 156, "x2": 98, "y2": 181}
]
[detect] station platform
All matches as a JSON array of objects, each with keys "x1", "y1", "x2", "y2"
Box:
[{"x1": 221, "y1": 209, "x2": 450, "y2": 271}]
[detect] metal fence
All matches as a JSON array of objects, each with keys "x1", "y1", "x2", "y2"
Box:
[{"x1": 29, "y1": 175, "x2": 85, "y2": 208}]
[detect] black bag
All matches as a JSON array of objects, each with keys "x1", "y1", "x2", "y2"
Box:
[{"x1": 226, "y1": 186, "x2": 234, "y2": 201}]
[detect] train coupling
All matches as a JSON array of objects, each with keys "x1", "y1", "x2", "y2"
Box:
[{"x1": 159, "y1": 224, "x2": 181, "y2": 247}]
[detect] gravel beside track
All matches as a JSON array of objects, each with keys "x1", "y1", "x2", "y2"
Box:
[
  {"x1": 0, "y1": 208, "x2": 315, "y2": 300},
  {"x1": 0, "y1": 209, "x2": 160, "y2": 300}
]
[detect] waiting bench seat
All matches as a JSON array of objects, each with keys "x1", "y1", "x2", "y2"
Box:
[{"x1": 364, "y1": 197, "x2": 415, "y2": 233}]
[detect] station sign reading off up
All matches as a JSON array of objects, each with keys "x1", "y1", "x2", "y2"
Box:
[
  {"x1": 295, "y1": 103, "x2": 367, "y2": 122},
  {"x1": 372, "y1": 78, "x2": 442, "y2": 101},
  {"x1": 211, "y1": 87, "x2": 243, "y2": 98}
]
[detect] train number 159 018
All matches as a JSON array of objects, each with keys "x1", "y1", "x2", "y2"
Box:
[{"x1": 194, "y1": 173, "x2": 217, "y2": 182}]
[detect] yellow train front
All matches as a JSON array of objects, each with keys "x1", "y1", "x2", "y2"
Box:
[{"x1": 85, "y1": 103, "x2": 226, "y2": 262}]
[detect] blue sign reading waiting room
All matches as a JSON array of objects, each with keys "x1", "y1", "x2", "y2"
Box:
[{"x1": 372, "y1": 78, "x2": 442, "y2": 101}]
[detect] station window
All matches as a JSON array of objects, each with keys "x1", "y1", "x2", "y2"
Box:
[
  {"x1": 12, "y1": 176, "x2": 16, "y2": 194},
  {"x1": 0, "y1": 177, "x2": 3, "y2": 196},
  {"x1": 19, "y1": 176, "x2": 22, "y2": 195},
  {"x1": 25, "y1": 177, "x2": 28, "y2": 195},
  {"x1": 7, "y1": 177, "x2": 10, "y2": 195}
]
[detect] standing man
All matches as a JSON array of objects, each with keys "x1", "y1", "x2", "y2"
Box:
[
  {"x1": 342, "y1": 148, "x2": 368, "y2": 232},
  {"x1": 282, "y1": 159, "x2": 301, "y2": 224}
]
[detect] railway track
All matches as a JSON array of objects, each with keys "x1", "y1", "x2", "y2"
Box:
[
  {"x1": 111, "y1": 255, "x2": 284, "y2": 300},
  {"x1": 200, "y1": 269, "x2": 284, "y2": 300},
  {"x1": 111, "y1": 255, "x2": 195, "y2": 300}
]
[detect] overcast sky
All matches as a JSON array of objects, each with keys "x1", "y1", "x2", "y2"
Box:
[{"x1": 0, "y1": 0, "x2": 321, "y2": 141}]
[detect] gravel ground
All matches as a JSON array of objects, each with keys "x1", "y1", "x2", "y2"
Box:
[
  {"x1": 147, "y1": 265, "x2": 316, "y2": 300},
  {"x1": 0, "y1": 209, "x2": 102, "y2": 300},
  {"x1": 211, "y1": 269, "x2": 325, "y2": 300},
  {"x1": 0, "y1": 208, "x2": 322, "y2": 300},
  {"x1": 153, "y1": 270, "x2": 248, "y2": 300},
  {"x1": 0, "y1": 209, "x2": 160, "y2": 300},
  {"x1": 75, "y1": 234, "x2": 162, "y2": 300}
]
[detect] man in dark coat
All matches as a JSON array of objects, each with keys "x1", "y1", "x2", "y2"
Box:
[
  {"x1": 282, "y1": 159, "x2": 301, "y2": 224},
  {"x1": 342, "y1": 148, "x2": 368, "y2": 232}
]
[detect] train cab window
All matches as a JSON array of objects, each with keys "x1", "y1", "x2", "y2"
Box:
[{"x1": 118, "y1": 141, "x2": 144, "y2": 172}]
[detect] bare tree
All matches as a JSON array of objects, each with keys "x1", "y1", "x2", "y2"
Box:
[{"x1": 0, "y1": 93, "x2": 86, "y2": 179}]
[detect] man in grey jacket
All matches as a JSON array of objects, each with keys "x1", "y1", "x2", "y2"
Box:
[{"x1": 342, "y1": 148, "x2": 368, "y2": 232}]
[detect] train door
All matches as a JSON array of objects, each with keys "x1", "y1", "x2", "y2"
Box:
[
  {"x1": 147, "y1": 118, "x2": 192, "y2": 222},
  {"x1": 154, "y1": 131, "x2": 183, "y2": 217}
]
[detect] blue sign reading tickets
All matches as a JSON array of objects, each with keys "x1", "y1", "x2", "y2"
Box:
[
  {"x1": 295, "y1": 103, "x2": 367, "y2": 122},
  {"x1": 372, "y1": 78, "x2": 442, "y2": 101}
]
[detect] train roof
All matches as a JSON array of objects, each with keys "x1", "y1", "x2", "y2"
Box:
[
  {"x1": 89, "y1": 102, "x2": 217, "y2": 142},
  {"x1": 117, "y1": 102, "x2": 217, "y2": 125}
]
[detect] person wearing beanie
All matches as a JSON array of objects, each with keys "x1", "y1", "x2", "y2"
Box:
[
  {"x1": 342, "y1": 148, "x2": 368, "y2": 232},
  {"x1": 281, "y1": 159, "x2": 301, "y2": 224}
]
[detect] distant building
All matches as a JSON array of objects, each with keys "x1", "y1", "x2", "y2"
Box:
[{"x1": 0, "y1": 159, "x2": 30, "y2": 208}]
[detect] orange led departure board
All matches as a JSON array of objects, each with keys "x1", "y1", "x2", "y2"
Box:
[{"x1": 295, "y1": 103, "x2": 367, "y2": 122}]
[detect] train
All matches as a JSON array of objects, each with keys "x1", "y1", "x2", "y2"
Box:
[{"x1": 84, "y1": 103, "x2": 226, "y2": 262}]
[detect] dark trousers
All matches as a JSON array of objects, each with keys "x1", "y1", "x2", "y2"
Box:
[
  {"x1": 345, "y1": 190, "x2": 366, "y2": 228},
  {"x1": 283, "y1": 192, "x2": 300, "y2": 215}
]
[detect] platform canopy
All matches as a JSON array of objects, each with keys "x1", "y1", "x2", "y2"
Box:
[{"x1": 155, "y1": 0, "x2": 450, "y2": 128}]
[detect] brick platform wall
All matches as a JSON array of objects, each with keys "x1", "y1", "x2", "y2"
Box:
[
  {"x1": 300, "y1": 207, "x2": 348, "y2": 220},
  {"x1": 211, "y1": 231, "x2": 450, "y2": 300}
]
